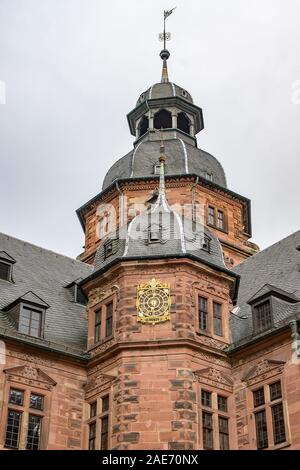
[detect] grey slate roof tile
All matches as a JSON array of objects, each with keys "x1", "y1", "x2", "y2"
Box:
[
  {"x1": 231, "y1": 230, "x2": 300, "y2": 344},
  {"x1": 0, "y1": 233, "x2": 92, "y2": 354}
]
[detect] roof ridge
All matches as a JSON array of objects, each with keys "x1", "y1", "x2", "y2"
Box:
[{"x1": 0, "y1": 232, "x2": 91, "y2": 268}]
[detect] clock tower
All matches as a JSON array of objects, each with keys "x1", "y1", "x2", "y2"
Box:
[{"x1": 77, "y1": 33, "x2": 258, "y2": 450}]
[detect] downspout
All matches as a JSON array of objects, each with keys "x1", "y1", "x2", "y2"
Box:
[{"x1": 191, "y1": 176, "x2": 199, "y2": 223}]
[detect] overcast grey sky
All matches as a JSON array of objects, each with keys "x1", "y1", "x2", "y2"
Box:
[{"x1": 0, "y1": 0, "x2": 299, "y2": 258}]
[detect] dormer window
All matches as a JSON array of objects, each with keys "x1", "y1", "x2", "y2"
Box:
[
  {"x1": 0, "y1": 251, "x2": 16, "y2": 282},
  {"x1": 19, "y1": 305, "x2": 43, "y2": 338},
  {"x1": 149, "y1": 225, "x2": 162, "y2": 243},
  {"x1": 153, "y1": 162, "x2": 161, "y2": 175},
  {"x1": 65, "y1": 282, "x2": 87, "y2": 306},
  {"x1": 181, "y1": 89, "x2": 188, "y2": 98},
  {"x1": 204, "y1": 172, "x2": 213, "y2": 182},
  {"x1": 0, "y1": 261, "x2": 11, "y2": 281},
  {"x1": 104, "y1": 241, "x2": 113, "y2": 259},
  {"x1": 201, "y1": 235, "x2": 211, "y2": 252},
  {"x1": 253, "y1": 300, "x2": 273, "y2": 334}
]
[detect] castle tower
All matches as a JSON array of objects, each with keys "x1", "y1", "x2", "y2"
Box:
[{"x1": 77, "y1": 24, "x2": 258, "y2": 450}]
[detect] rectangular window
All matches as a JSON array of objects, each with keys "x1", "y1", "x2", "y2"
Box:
[
  {"x1": 94, "y1": 309, "x2": 101, "y2": 343},
  {"x1": 202, "y1": 412, "x2": 213, "y2": 449},
  {"x1": 0, "y1": 261, "x2": 11, "y2": 281},
  {"x1": 219, "y1": 416, "x2": 229, "y2": 450},
  {"x1": 19, "y1": 306, "x2": 43, "y2": 338},
  {"x1": 100, "y1": 416, "x2": 109, "y2": 450},
  {"x1": 9, "y1": 388, "x2": 24, "y2": 406},
  {"x1": 201, "y1": 390, "x2": 212, "y2": 408},
  {"x1": 198, "y1": 297, "x2": 208, "y2": 331},
  {"x1": 208, "y1": 206, "x2": 215, "y2": 226},
  {"x1": 105, "y1": 302, "x2": 113, "y2": 338},
  {"x1": 26, "y1": 415, "x2": 42, "y2": 450},
  {"x1": 5, "y1": 410, "x2": 22, "y2": 449},
  {"x1": 30, "y1": 393, "x2": 44, "y2": 411},
  {"x1": 90, "y1": 402, "x2": 97, "y2": 418},
  {"x1": 255, "y1": 409, "x2": 268, "y2": 449},
  {"x1": 253, "y1": 388, "x2": 265, "y2": 408},
  {"x1": 213, "y1": 302, "x2": 223, "y2": 336},
  {"x1": 88, "y1": 422, "x2": 96, "y2": 450},
  {"x1": 270, "y1": 381, "x2": 282, "y2": 401},
  {"x1": 217, "y1": 395, "x2": 228, "y2": 412},
  {"x1": 254, "y1": 301, "x2": 272, "y2": 333},
  {"x1": 217, "y1": 210, "x2": 224, "y2": 230},
  {"x1": 272, "y1": 403, "x2": 286, "y2": 444},
  {"x1": 102, "y1": 395, "x2": 109, "y2": 413}
]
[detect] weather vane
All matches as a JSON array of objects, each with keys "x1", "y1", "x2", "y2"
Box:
[{"x1": 159, "y1": 7, "x2": 176, "y2": 50}]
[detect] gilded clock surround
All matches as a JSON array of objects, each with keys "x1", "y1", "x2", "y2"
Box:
[{"x1": 136, "y1": 278, "x2": 171, "y2": 324}]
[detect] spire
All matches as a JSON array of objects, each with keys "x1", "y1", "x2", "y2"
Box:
[
  {"x1": 152, "y1": 133, "x2": 170, "y2": 213},
  {"x1": 159, "y1": 8, "x2": 176, "y2": 83},
  {"x1": 160, "y1": 49, "x2": 170, "y2": 83}
]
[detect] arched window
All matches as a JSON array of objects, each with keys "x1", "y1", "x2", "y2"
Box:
[
  {"x1": 138, "y1": 115, "x2": 149, "y2": 137},
  {"x1": 177, "y1": 112, "x2": 190, "y2": 134},
  {"x1": 154, "y1": 109, "x2": 172, "y2": 129}
]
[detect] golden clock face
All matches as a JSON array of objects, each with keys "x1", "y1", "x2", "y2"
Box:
[{"x1": 136, "y1": 278, "x2": 171, "y2": 324}]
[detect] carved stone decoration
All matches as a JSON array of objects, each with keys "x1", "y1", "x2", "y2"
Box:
[
  {"x1": 11, "y1": 352, "x2": 54, "y2": 367},
  {"x1": 196, "y1": 334, "x2": 228, "y2": 351},
  {"x1": 194, "y1": 367, "x2": 233, "y2": 392},
  {"x1": 190, "y1": 281, "x2": 228, "y2": 307},
  {"x1": 90, "y1": 337, "x2": 117, "y2": 358},
  {"x1": 89, "y1": 284, "x2": 120, "y2": 308},
  {"x1": 84, "y1": 371, "x2": 117, "y2": 399},
  {"x1": 242, "y1": 359, "x2": 286, "y2": 386},
  {"x1": 4, "y1": 364, "x2": 57, "y2": 390}
]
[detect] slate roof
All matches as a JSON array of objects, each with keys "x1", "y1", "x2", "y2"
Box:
[
  {"x1": 102, "y1": 138, "x2": 227, "y2": 190},
  {"x1": 136, "y1": 82, "x2": 193, "y2": 106},
  {"x1": 230, "y1": 230, "x2": 300, "y2": 346},
  {"x1": 0, "y1": 233, "x2": 92, "y2": 356}
]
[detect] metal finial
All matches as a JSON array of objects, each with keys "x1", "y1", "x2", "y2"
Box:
[{"x1": 159, "y1": 8, "x2": 176, "y2": 83}]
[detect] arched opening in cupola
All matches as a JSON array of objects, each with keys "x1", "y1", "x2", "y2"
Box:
[
  {"x1": 177, "y1": 112, "x2": 191, "y2": 134},
  {"x1": 154, "y1": 109, "x2": 172, "y2": 130},
  {"x1": 138, "y1": 115, "x2": 149, "y2": 137}
]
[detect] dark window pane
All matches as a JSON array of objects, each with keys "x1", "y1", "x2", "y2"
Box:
[
  {"x1": 90, "y1": 402, "x2": 97, "y2": 418},
  {"x1": 198, "y1": 297, "x2": 208, "y2": 331},
  {"x1": 26, "y1": 415, "x2": 42, "y2": 450},
  {"x1": 254, "y1": 301, "x2": 272, "y2": 333},
  {"x1": 89, "y1": 422, "x2": 96, "y2": 450},
  {"x1": 253, "y1": 388, "x2": 265, "y2": 407},
  {"x1": 218, "y1": 395, "x2": 228, "y2": 412},
  {"x1": 30, "y1": 394, "x2": 44, "y2": 411},
  {"x1": 5, "y1": 410, "x2": 22, "y2": 449},
  {"x1": 213, "y1": 302, "x2": 223, "y2": 336},
  {"x1": 94, "y1": 309, "x2": 101, "y2": 343},
  {"x1": 101, "y1": 416, "x2": 109, "y2": 450},
  {"x1": 201, "y1": 390, "x2": 212, "y2": 408},
  {"x1": 217, "y1": 210, "x2": 224, "y2": 230},
  {"x1": 0, "y1": 261, "x2": 10, "y2": 281},
  {"x1": 202, "y1": 412, "x2": 213, "y2": 449},
  {"x1": 9, "y1": 389, "x2": 24, "y2": 406},
  {"x1": 255, "y1": 410, "x2": 268, "y2": 449},
  {"x1": 102, "y1": 395, "x2": 109, "y2": 413},
  {"x1": 219, "y1": 416, "x2": 229, "y2": 450},
  {"x1": 270, "y1": 381, "x2": 282, "y2": 401},
  {"x1": 208, "y1": 206, "x2": 215, "y2": 226},
  {"x1": 19, "y1": 307, "x2": 42, "y2": 338},
  {"x1": 272, "y1": 403, "x2": 286, "y2": 444},
  {"x1": 105, "y1": 302, "x2": 113, "y2": 338}
]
